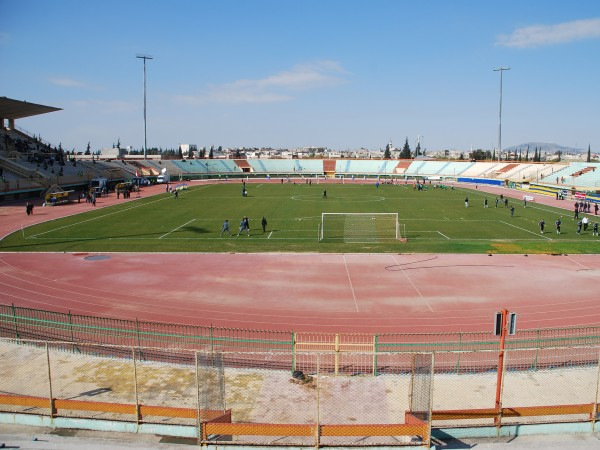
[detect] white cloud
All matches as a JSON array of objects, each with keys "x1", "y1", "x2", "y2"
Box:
[
  {"x1": 49, "y1": 77, "x2": 88, "y2": 88},
  {"x1": 174, "y1": 60, "x2": 347, "y2": 105},
  {"x1": 496, "y1": 18, "x2": 600, "y2": 48}
]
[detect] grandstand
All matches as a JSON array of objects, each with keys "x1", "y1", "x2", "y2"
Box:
[{"x1": 3, "y1": 97, "x2": 600, "y2": 203}]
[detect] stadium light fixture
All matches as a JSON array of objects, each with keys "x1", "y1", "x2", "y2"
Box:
[
  {"x1": 494, "y1": 67, "x2": 510, "y2": 163},
  {"x1": 137, "y1": 54, "x2": 154, "y2": 160}
]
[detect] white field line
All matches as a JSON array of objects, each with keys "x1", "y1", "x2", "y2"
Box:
[
  {"x1": 159, "y1": 219, "x2": 196, "y2": 239},
  {"x1": 28, "y1": 185, "x2": 213, "y2": 239},
  {"x1": 437, "y1": 231, "x2": 450, "y2": 240},
  {"x1": 500, "y1": 220, "x2": 552, "y2": 240}
]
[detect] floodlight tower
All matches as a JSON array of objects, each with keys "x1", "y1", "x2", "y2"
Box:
[
  {"x1": 494, "y1": 67, "x2": 510, "y2": 162},
  {"x1": 137, "y1": 54, "x2": 154, "y2": 160}
]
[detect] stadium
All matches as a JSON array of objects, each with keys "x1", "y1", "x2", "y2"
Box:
[{"x1": 2, "y1": 98, "x2": 600, "y2": 448}]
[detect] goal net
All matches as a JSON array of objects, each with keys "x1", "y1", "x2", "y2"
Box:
[{"x1": 319, "y1": 213, "x2": 403, "y2": 242}]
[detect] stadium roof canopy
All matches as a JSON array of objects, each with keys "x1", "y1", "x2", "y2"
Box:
[{"x1": 0, "y1": 97, "x2": 62, "y2": 120}]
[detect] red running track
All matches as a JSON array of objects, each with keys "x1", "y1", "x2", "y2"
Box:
[{"x1": 1, "y1": 182, "x2": 600, "y2": 333}]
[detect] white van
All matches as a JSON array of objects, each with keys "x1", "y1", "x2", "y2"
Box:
[{"x1": 156, "y1": 174, "x2": 170, "y2": 183}]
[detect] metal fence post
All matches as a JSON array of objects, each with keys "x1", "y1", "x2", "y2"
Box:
[
  {"x1": 533, "y1": 329, "x2": 541, "y2": 371},
  {"x1": 334, "y1": 334, "x2": 339, "y2": 375},
  {"x1": 315, "y1": 353, "x2": 321, "y2": 449},
  {"x1": 135, "y1": 318, "x2": 142, "y2": 351},
  {"x1": 496, "y1": 347, "x2": 508, "y2": 434},
  {"x1": 132, "y1": 347, "x2": 140, "y2": 424},
  {"x1": 68, "y1": 311, "x2": 77, "y2": 353},
  {"x1": 592, "y1": 347, "x2": 600, "y2": 430},
  {"x1": 373, "y1": 334, "x2": 378, "y2": 376},
  {"x1": 455, "y1": 333, "x2": 463, "y2": 373},
  {"x1": 291, "y1": 331, "x2": 296, "y2": 373},
  {"x1": 195, "y1": 351, "x2": 202, "y2": 445},
  {"x1": 11, "y1": 303, "x2": 19, "y2": 340},
  {"x1": 45, "y1": 342, "x2": 55, "y2": 417},
  {"x1": 426, "y1": 352, "x2": 434, "y2": 449}
]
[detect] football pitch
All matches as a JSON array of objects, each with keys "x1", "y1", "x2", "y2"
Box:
[{"x1": 2, "y1": 182, "x2": 598, "y2": 254}]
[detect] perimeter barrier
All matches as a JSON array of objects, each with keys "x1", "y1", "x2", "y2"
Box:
[
  {"x1": 2, "y1": 338, "x2": 600, "y2": 447},
  {"x1": 3, "y1": 304, "x2": 600, "y2": 374}
]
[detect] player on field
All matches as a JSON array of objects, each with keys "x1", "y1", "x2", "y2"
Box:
[
  {"x1": 237, "y1": 216, "x2": 250, "y2": 237},
  {"x1": 261, "y1": 216, "x2": 268, "y2": 233},
  {"x1": 220, "y1": 219, "x2": 231, "y2": 237}
]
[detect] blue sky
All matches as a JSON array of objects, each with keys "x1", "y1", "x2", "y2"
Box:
[{"x1": 2, "y1": 0, "x2": 600, "y2": 153}]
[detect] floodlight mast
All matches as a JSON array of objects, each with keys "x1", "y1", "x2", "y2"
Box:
[
  {"x1": 494, "y1": 67, "x2": 510, "y2": 163},
  {"x1": 137, "y1": 54, "x2": 154, "y2": 160}
]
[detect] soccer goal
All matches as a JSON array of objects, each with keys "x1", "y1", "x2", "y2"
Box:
[{"x1": 318, "y1": 212, "x2": 405, "y2": 242}]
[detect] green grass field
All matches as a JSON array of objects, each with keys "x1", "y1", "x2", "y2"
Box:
[{"x1": 2, "y1": 182, "x2": 599, "y2": 254}]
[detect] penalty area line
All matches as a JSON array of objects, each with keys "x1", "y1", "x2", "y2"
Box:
[
  {"x1": 437, "y1": 231, "x2": 450, "y2": 240},
  {"x1": 159, "y1": 219, "x2": 196, "y2": 239},
  {"x1": 500, "y1": 220, "x2": 552, "y2": 240}
]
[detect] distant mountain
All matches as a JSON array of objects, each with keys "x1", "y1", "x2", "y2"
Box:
[{"x1": 504, "y1": 142, "x2": 585, "y2": 155}]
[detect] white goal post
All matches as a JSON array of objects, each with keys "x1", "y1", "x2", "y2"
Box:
[{"x1": 318, "y1": 213, "x2": 404, "y2": 242}]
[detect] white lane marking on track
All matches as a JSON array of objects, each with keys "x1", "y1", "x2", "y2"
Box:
[
  {"x1": 392, "y1": 255, "x2": 433, "y2": 312},
  {"x1": 563, "y1": 255, "x2": 590, "y2": 270},
  {"x1": 343, "y1": 255, "x2": 360, "y2": 312}
]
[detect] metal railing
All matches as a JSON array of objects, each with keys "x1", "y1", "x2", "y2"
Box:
[{"x1": 3, "y1": 303, "x2": 600, "y2": 375}]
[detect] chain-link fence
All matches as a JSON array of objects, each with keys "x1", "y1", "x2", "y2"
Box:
[{"x1": 2, "y1": 338, "x2": 600, "y2": 446}]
